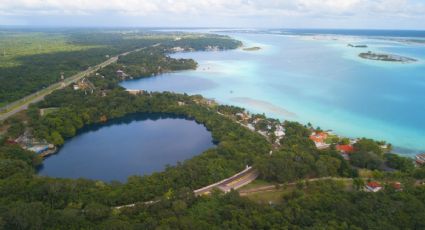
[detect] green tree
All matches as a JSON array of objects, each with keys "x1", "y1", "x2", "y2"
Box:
[
  {"x1": 353, "y1": 178, "x2": 365, "y2": 191},
  {"x1": 50, "y1": 131, "x2": 64, "y2": 146},
  {"x1": 84, "y1": 203, "x2": 110, "y2": 222}
]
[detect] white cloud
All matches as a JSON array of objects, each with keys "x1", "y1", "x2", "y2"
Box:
[{"x1": 0, "y1": 0, "x2": 424, "y2": 28}]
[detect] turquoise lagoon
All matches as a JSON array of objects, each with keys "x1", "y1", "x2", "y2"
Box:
[{"x1": 121, "y1": 32, "x2": 425, "y2": 156}]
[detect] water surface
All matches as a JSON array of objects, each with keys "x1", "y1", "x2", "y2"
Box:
[
  {"x1": 121, "y1": 32, "x2": 425, "y2": 156},
  {"x1": 38, "y1": 113, "x2": 215, "y2": 182}
]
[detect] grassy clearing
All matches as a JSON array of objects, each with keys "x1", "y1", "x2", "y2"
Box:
[
  {"x1": 39, "y1": 108, "x2": 59, "y2": 116},
  {"x1": 244, "y1": 187, "x2": 294, "y2": 204},
  {"x1": 358, "y1": 169, "x2": 374, "y2": 178},
  {"x1": 245, "y1": 190, "x2": 283, "y2": 204},
  {"x1": 239, "y1": 179, "x2": 274, "y2": 190}
]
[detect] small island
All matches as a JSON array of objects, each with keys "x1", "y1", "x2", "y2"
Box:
[
  {"x1": 243, "y1": 46, "x2": 261, "y2": 51},
  {"x1": 359, "y1": 51, "x2": 417, "y2": 63},
  {"x1": 348, "y1": 43, "x2": 368, "y2": 48}
]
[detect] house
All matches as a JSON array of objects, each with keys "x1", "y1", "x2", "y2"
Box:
[
  {"x1": 171, "y1": 46, "x2": 185, "y2": 52},
  {"x1": 73, "y1": 84, "x2": 80, "y2": 90},
  {"x1": 116, "y1": 70, "x2": 126, "y2": 78},
  {"x1": 247, "y1": 124, "x2": 255, "y2": 131},
  {"x1": 416, "y1": 153, "x2": 425, "y2": 165},
  {"x1": 27, "y1": 145, "x2": 49, "y2": 154},
  {"x1": 336, "y1": 145, "x2": 354, "y2": 153},
  {"x1": 235, "y1": 112, "x2": 250, "y2": 121},
  {"x1": 310, "y1": 132, "x2": 330, "y2": 149},
  {"x1": 274, "y1": 125, "x2": 286, "y2": 138},
  {"x1": 336, "y1": 144, "x2": 355, "y2": 160},
  {"x1": 391, "y1": 182, "x2": 402, "y2": 191},
  {"x1": 310, "y1": 132, "x2": 328, "y2": 142},
  {"x1": 365, "y1": 181, "x2": 383, "y2": 192}
]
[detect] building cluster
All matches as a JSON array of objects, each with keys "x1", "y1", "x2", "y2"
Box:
[
  {"x1": 205, "y1": 46, "x2": 221, "y2": 52},
  {"x1": 233, "y1": 112, "x2": 286, "y2": 145},
  {"x1": 309, "y1": 131, "x2": 358, "y2": 160},
  {"x1": 9, "y1": 130, "x2": 56, "y2": 156},
  {"x1": 364, "y1": 181, "x2": 402, "y2": 193},
  {"x1": 309, "y1": 131, "x2": 331, "y2": 149},
  {"x1": 72, "y1": 78, "x2": 95, "y2": 94},
  {"x1": 171, "y1": 46, "x2": 186, "y2": 52},
  {"x1": 192, "y1": 97, "x2": 217, "y2": 107}
]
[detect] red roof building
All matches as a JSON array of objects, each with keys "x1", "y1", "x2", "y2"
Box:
[
  {"x1": 309, "y1": 132, "x2": 328, "y2": 143},
  {"x1": 416, "y1": 153, "x2": 425, "y2": 165},
  {"x1": 336, "y1": 145, "x2": 354, "y2": 153},
  {"x1": 366, "y1": 181, "x2": 383, "y2": 192}
]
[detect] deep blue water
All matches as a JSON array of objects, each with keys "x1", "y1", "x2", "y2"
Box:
[
  {"x1": 38, "y1": 114, "x2": 215, "y2": 182},
  {"x1": 121, "y1": 31, "x2": 425, "y2": 156}
]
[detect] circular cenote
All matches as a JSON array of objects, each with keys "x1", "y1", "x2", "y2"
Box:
[{"x1": 37, "y1": 113, "x2": 216, "y2": 182}]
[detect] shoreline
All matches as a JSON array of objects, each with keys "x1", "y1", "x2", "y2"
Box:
[{"x1": 231, "y1": 97, "x2": 297, "y2": 118}]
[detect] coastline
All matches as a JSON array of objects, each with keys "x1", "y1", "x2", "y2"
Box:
[
  {"x1": 119, "y1": 32, "x2": 425, "y2": 155},
  {"x1": 231, "y1": 97, "x2": 297, "y2": 118}
]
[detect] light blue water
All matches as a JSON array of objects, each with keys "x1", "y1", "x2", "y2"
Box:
[{"x1": 121, "y1": 33, "x2": 425, "y2": 156}]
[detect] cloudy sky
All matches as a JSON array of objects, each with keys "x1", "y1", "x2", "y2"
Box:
[{"x1": 1, "y1": 0, "x2": 425, "y2": 29}]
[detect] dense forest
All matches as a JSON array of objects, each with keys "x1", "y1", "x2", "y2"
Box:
[
  {"x1": 0, "y1": 30, "x2": 240, "y2": 105},
  {"x1": 0, "y1": 32, "x2": 424, "y2": 229},
  {"x1": 1, "y1": 88, "x2": 424, "y2": 229}
]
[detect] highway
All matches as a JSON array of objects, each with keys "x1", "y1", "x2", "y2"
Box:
[
  {"x1": 0, "y1": 45, "x2": 157, "y2": 122},
  {"x1": 194, "y1": 166, "x2": 259, "y2": 196}
]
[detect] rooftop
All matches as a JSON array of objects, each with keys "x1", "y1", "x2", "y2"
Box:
[
  {"x1": 367, "y1": 181, "x2": 382, "y2": 188},
  {"x1": 336, "y1": 145, "x2": 354, "y2": 153}
]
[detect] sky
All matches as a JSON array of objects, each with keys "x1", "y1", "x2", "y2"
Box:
[{"x1": 0, "y1": 0, "x2": 425, "y2": 29}]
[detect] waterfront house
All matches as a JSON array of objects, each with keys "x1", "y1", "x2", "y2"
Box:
[
  {"x1": 116, "y1": 70, "x2": 128, "y2": 79},
  {"x1": 416, "y1": 153, "x2": 425, "y2": 165},
  {"x1": 28, "y1": 145, "x2": 49, "y2": 154},
  {"x1": 336, "y1": 144, "x2": 355, "y2": 160},
  {"x1": 365, "y1": 181, "x2": 383, "y2": 192}
]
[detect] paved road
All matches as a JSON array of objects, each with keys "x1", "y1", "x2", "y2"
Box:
[
  {"x1": 0, "y1": 45, "x2": 157, "y2": 122},
  {"x1": 194, "y1": 166, "x2": 259, "y2": 196}
]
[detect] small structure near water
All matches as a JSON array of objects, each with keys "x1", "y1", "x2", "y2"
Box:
[
  {"x1": 416, "y1": 153, "x2": 425, "y2": 166},
  {"x1": 14, "y1": 130, "x2": 56, "y2": 157}
]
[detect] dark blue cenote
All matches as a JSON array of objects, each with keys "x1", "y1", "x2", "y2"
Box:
[{"x1": 37, "y1": 113, "x2": 216, "y2": 182}]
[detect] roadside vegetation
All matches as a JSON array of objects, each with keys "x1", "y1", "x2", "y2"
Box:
[{"x1": 0, "y1": 29, "x2": 241, "y2": 106}]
